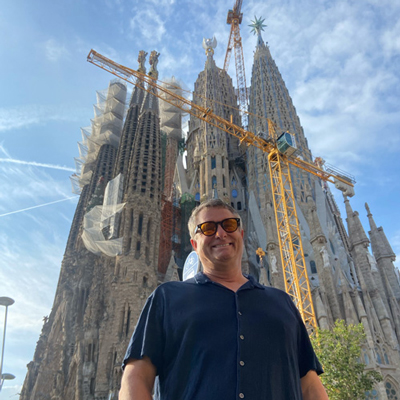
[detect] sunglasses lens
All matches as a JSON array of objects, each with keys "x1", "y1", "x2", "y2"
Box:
[
  {"x1": 222, "y1": 218, "x2": 238, "y2": 232},
  {"x1": 200, "y1": 222, "x2": 217, "y2": 236}
]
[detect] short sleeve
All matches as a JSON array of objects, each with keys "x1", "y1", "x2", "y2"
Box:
[
  {"x1": 296, "y1": 310, "x2": 324, "y2": 378},
  {"x1": 122, "y1": 290, "x2": 165, "y2": 373}
]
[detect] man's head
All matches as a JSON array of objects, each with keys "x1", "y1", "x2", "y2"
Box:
[
  {"x1": 188, "y1": 199, "x2": 244, "y2": 271},
  {"x1": 188, "y1": 199, "x2": 241, "y2": 239}
]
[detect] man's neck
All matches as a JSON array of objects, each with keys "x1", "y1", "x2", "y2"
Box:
[{"x1": 202, "y1": 266, "x2": 248, "y2": 292}]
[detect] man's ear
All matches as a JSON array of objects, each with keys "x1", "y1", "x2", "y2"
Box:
[{"x1": 190, "y1": 238, "x2": 198, "y2": 251}]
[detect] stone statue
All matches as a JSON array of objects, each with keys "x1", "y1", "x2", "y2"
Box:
[
  {"x1": 149, "y1": 50, "x2": 160, "y2": 78},
  {"x1": 269, "y1": 253, "x2": 278, "y2": 273},
  {"x1": 320, "y1": 246, "x2": 330, "y2": 268},
  {"x1": 367, "y1": 252, "x2": 378, "y2": 272},
  {"x1": 202, "y1": 36, "x2": 217, "y2": 56},
  {"x1": 137, "y1": 50, "x2": 148, "y2": 74}
]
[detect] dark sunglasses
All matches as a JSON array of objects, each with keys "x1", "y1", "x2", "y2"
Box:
[{"x1": 195, "y1": 218, "x2": 240, "y2": 236}]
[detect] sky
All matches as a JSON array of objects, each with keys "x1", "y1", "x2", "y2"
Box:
[{"x1": 0, "y1": 0, "x2": 399, "y2": 397}]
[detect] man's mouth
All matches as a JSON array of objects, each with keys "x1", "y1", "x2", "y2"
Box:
[{"x1": 213, "y1": 243, "x2": 231, "y2": 248}]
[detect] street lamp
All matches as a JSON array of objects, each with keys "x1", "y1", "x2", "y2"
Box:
[
  {"x1": 0, "y1": 297, "x2": 15, "y2": 393},
  {"x1": 0, "y1": 373, "x2": 15, "y2": 391}
]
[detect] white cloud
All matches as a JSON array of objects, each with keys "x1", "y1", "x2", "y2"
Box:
[
  {"x1": 0, "y1": 104, "x2": 86, "y2": 132},
  {"x1": 0, "y1": 158, "x2": 75, "y2": 172},
  {"x1": 44, "y1": 38, "x2": 70, "y2": 62}
]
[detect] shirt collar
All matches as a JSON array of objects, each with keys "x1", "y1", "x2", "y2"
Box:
[{"x1": 194, "y1": 271, "x2": 264, "y2": 289}]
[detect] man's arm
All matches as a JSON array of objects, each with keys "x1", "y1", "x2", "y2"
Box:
[
  {"x1": 301, "y1": 370, "x2": 329, "y2": 400},
  {"x1": 119, "y1": 356, "x2": 156, "y2": 400}
]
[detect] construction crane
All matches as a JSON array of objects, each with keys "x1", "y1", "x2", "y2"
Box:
[
  {"x1": 87, "y1": 49, "x2": 355, "y2": 334},
  {"x1": 223, "y1": 0, "x2": 248, "y2": 127}
]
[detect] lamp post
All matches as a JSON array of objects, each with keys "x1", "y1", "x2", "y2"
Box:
[{"x1": 0, "y1": 297, "x2": 14, "y2": 393}]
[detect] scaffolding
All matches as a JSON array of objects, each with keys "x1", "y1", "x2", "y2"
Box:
[
  {"x1": 158, "y1": 78, "x2": 185, "y2": 274},
  {"x1": 70, "y1": 80, "x2": 127, "y2": 194}
]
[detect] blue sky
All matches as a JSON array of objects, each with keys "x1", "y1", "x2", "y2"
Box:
[{"x1": 1, "y1": 0, "x2": 399, "y2": 397}]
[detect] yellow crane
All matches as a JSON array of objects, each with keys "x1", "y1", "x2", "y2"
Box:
[
  {"x1": 87, "y1": 49, "x2": 355, "y2": 334},
  {"x1": 223, "y1": 0, "x2": 249, "y2": 127}
]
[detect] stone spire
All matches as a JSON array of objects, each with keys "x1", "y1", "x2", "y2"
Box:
[
  {"x1": 366, "y1": 203, "x2": 400, "y2": 300},
  {"x1": 113, "y1": 51, "x2": 147, "y2": 180}
]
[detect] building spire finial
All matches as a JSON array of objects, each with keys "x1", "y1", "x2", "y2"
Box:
[{"x1": 249, "y1": 15, "x2": 266, "y2": 45}]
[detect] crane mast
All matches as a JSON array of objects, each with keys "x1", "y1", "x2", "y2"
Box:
[
  {"x1": 224, "y1": 0, "x2": 248, "y2": 127},
  {"x1": 87, "y1": 49, "x2": 355, "y2": 334}
]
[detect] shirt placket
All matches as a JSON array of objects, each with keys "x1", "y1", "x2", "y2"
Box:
[{"x1": 235, "y1": 290, "x2": 246, "y2": 399}]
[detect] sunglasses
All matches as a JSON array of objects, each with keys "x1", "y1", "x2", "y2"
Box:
[{"x1": 195, "y1": 218, "x2": 241, "y2": 236}]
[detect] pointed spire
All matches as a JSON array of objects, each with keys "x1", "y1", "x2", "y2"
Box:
[
  {"x1": 344, "y1": 195, "x2": 369, "y2": 249},
  {"x1": 366, "y1": 202, "x2": 395, "y2": 259}
]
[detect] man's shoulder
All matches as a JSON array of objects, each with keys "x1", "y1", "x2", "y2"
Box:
[{"x1": 154, "y1": 277, "x2": 198, "y2": 294}]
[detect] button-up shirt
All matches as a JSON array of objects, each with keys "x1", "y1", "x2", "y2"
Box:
[{"x1": 123, "y1": 272, "x2": 323, "y2": 399}]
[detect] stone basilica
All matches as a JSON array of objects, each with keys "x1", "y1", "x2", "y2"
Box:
[{"x1": 20, "y1": 23, "x2": 400, "y2": 400}]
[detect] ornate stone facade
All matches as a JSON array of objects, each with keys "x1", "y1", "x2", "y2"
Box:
[{"x1": 20, "y1": 32, "x2": 400, "y2": 400}]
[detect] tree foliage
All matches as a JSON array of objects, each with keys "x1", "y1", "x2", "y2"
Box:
[{"x1": 311, "y1": 320, "x2": 382, "y2": 400}]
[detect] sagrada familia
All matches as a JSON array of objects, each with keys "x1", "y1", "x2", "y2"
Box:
[{"x1": 20, "y1": 18, "x2": 400, "y2": 400}]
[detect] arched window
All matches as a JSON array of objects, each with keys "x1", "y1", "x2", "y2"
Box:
[
  {"x1": 237, "y1": 201, "x2": 242, "y2": 210},
  {"x1": 385, "y1": 381, "x2": 398, "y2": 399},
  {"x1": 383, "y1": 348, "x2": 390, "y2": 364},
  {"x1": 365, "y1": 389, "x2": 379, "y2": 399},
  {"x1": 223, "y1": 175, "x2": 226, "y2": 188},
  {"x1": 195, "y1": 192, "x2": 200, "y2": 201},
  {"x1": 212, "y1": 176, "x2": 217, "y2": 189},
  {"x1": 375, "y1": 347, "x2": 382, "y2": 364}
]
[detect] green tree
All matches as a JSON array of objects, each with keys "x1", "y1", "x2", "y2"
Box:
[{"x1": 311, "y1": 320, "x2": 382, "y2": 400}]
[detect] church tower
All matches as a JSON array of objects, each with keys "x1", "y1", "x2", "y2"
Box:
[{"x1": 185, "y1": 37, "x2": 245, "y2": 209}]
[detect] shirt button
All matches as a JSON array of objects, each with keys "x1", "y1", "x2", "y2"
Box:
[
  {"x1": 240, "y1": 361, "x2": 245, "y2": 366},
  {"x1": 239, "y1": 393, "x2": 245, "y2": 398},
  {"x1": 240, "y1": 335, "x2": 244, "y2": 340},
  {"x1": 238, "y1": 311, "x2": 242, "y2": 315}
]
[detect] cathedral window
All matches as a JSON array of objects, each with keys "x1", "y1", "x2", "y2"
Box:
[
  {"x1": 237, "y1": 201, "x2": 242, "y2": 211},
  {"x1": 232, "y1": 189, "x2": 238, "y2": 198},
  {"x1": 211, "y1": 156, "x2": 216, "y2": 169},
  {"x1": 223, "y1": 175, "x2": 226, "y2": 188},
  {"x1": 125, "y1": 307, "x2": 131, "y2": 337},
  {"x1": 129, "y1": 209, "x2": 134, "y2": 231},
  {"x1": 195, "y1": 192, "x2": 200, "y2": 201},
  {"x1": 310, "y1": 261, "x2": 317, "y2": 274},
  {"x1": 365, "y1": 389, "x2": 379, "y2": 399},
  {"x1": 329, "y1": 239, "x2": 336, "y2": 255},
  {"x1": 383, "y1": 348, "x2": 390, "y2": 364},
  {"x1": 222, "y1": 157, "x2": 225, "y2": 168},
  {"x1": 90, "y1": 378, "x2": 95, "y2": 395},
  {"x1": 138, "y1": 214, "x2": 143, "y2": 235},
  {"x1": 212, "y1": 176, "x2": 217, "y2": 189},
  {"x1": 385, "y1": 381, "x2": 398, "y2": 399},
  {"x1": 362, "y1": 347, "x2": 369, "y2": 365},
  {"x1": 136, "y1": 241, "x2": 141, "y2": 252},
  {"x1": 375, "y1": 347, "x2": 382, "y2": 364},
  {"x1": 147, "y1": 219, "x2": 152, "y2": 242}
]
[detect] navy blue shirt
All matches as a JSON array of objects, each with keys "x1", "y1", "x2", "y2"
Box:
[{"x1": 123, "y1": 273, "x2": 323, "y2": 399}]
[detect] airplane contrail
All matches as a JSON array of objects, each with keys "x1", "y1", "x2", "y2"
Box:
[
  {"x1": 0, "y1": 158, "x2": 75, "y2": 172},
  {"x1": 0, "y1": 196, "x2": 78, "y2": 218}
]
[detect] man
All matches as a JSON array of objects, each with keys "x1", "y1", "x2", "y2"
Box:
[{"x1": 120, "y1": 199, "x2": 328, "y2": 400}]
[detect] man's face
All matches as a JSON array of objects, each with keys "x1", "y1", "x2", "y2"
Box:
[{"x1": 190, "y1": 207, "x2": 244, "y2": 269}]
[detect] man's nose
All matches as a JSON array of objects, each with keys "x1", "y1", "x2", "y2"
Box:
[{"x1": 215, "y1": 224, "x2": 227, "y2": 238}]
